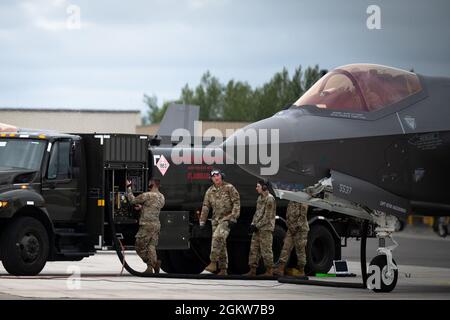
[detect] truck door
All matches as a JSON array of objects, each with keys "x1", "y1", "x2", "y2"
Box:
[{"x1": 42, "y1": 139, "x2": 82, "y2": 222}]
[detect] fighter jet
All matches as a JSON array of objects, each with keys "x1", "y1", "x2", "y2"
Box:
[{"x1": 224, "y1": 63, "x2": 450, "y2": 292}]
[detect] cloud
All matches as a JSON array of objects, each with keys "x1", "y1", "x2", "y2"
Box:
[
  {"x1": 187, "y1": 0, "x2": 230, "y2": 9},
  {"x1": 0, "y1": 0, "x2": 449, "y2": 112}
]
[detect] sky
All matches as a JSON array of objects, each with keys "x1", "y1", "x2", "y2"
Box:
[{"x1": 0, "y1": 0, "x2": 449, "y2": 114}]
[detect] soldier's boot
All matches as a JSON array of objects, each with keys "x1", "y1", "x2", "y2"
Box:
[
  {"x1": 205, "y1": 261, "x2": 217, "y2": 273},
  {"x1": 144, "y1": 265, "x2": 154, "y2": 274},
  {"x1": 273, "y1": 263, "x2": 286, "y2": 276},
  {"x1": 243, "y1": 267, "x2": 257, "y2": 276},
  {"x1": 262, "y1": 267, "x2": 273, "y2": 277},
  {"x1": 153, "y1": 260, "x2": 161, "y2": 274},
  {"x1": 292, "y1": 267, "x2": 305, "y2": 277},
  {"x1": 217, "y1": 268, "x2": 228, "y2": 276}
]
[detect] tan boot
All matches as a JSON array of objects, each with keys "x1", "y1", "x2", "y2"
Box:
[
  {"x1": 292, "y1": 267, "x2": 305, "y2": 277},
  {"x1": 262, "y1": 267, "x2": 273, "y2": 276},
  {"x1": 153, "y1": 260, "x2": 161, "y2": 274},
  {"x1": 205, "y1": 261, "x2": 217, "y2": 273},
  {"x1": 273, "y1": 263, "x2": 285, "y2": 276},
  {"x1": 144, "y1": 265, "x2": 154, "y2": 274},
  {"x1": 294, "y1": 267, "x2": 305, "y2": 277},
  {"x1": 243, "y1": 267, "x2": 257, "y2": 276},
  {"x1": 217, "y1": 268, "x2": 228, "y2": 276}
]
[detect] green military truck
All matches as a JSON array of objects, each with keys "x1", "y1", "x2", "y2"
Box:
[
  {"x1": 0, "y1": 129, "x2": 374, "y2": 276},
  {"x1": 0, "y1": 132, "x2": 152, "y2": 275}
]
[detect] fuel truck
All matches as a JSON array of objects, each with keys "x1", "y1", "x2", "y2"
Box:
[{"x1": 0, "y1": 106, "x2": 374, "y2": 276}]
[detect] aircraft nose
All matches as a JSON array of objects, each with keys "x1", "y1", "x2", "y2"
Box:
[{"x1": 223, "y1": 115, "x2": 287, "y2": 178}]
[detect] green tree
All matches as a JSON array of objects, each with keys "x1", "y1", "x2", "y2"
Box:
[
  {"x1": 303, "y1": 65, "x2": 321, "y2": 92},
  {"x1": 143, "y1": 94, "x2": 159, "y2": 124},
  {"x1": 222, "y1": 80, "x2": 255, "y2": 121},
  {"x1": 252, "y1": 67, "x2": 303, "y2": 120},
  {"x1": 143, "y1": 64, "x2": 323, "y2": 124},
  {"x1": 290, "y1": 65, "x2": 305, "y2": 99},
  {"x1": 180, "y1": 71, "x2": 224, "y2": 121},
  {"x1": 143, "y1": 94, "x2": 175, "y2": 124}
]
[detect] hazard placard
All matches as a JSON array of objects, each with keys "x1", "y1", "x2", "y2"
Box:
[{"x1": 156, "y1": 155, "x2": 170, "y2": 176}]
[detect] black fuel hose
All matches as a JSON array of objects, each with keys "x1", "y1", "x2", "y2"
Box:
[
  {"x1": 107, "y1": 207, "x2": 278, "y2": 280},
  {"x1": 360, "y1": 220, "x2": 369, "y2": 287},
  {"x1": 106, "y1": 204, "x2": 146, "y2": 277}
]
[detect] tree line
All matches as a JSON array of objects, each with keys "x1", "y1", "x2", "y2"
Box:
[{"x1": 143, "y1": 65, "x2": 324, "y2": 124}]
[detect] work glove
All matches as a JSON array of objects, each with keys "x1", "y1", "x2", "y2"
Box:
[{"x1": 249, "y1": 224, "x2": 257, "y2": 234}]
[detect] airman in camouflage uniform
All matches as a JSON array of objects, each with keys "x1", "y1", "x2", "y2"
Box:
[
  {"x1": 127, "y1": 179, "x2": 165, "y2": 274},
  {"x1": 245, "y1": 180, "x2": 276, "y2": 276},
  {"x1": 274, "y1": 201, "x2": 310, "y2": 276},
  {"x1": 200, "y1": 169, "x2": 240, "y2": 275}
]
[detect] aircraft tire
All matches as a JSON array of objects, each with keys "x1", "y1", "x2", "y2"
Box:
[{"x1": 368, "y1": 255, "x2": 398, "y2": 292}]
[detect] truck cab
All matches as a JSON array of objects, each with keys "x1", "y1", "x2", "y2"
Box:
[
  {"x1": 0, "y1": 130, "x2": 174, "y2": 276},
  {"x1": 0, "y1": 131, "x2": 91, "y2": 275}
]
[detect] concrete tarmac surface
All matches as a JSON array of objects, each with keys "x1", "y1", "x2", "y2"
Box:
[{"x1": 0, "y1": 227, "x2": 448, "y2": 300}]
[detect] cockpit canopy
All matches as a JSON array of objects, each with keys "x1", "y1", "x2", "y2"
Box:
[{"x1": 293, "y1": 64, "x2": 422, "y2": 112}]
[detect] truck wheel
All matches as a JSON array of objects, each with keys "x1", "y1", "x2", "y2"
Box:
[
  {"x1": 157, "y1": 250, "x2": 176, "y2": 274},
  {"x1": 306, "y1": 224, "x2": 335, "y2": 275},
  {"x1": 228, "y1": 240, "x2": 251, "y2": 275},
  {"x1": 1, "y1": 217, "x2": 49, "y2": 276},
  {"x1": 368, "y1": 255, "x2": 398, "y2": 292},
  {"x1": 167, "y1": 249, "x2": 206, "y2": 274}
]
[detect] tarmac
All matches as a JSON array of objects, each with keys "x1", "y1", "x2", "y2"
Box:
[{"x1": 0, "y1": 226, "x2": 448, "y2": 300}]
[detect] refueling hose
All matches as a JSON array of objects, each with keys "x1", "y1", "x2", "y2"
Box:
[
  {"x1": 107, "y1": 197, "x2": 368, "y2": 285},
  {"x1": 360, "y1": 220, "x2": 369, "y2": 286},
  {"x1": 107, "y1": 205, "x2": 145, "y2": 277},
  {"x1": 106, "y1": 207, "x2": 278, "y2": 280}
]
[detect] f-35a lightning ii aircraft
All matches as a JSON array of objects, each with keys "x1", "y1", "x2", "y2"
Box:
[{"x1": 225, "y1": 63, "x2": 450, "y2": 292}]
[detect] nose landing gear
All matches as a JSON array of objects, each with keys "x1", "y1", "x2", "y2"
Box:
[{"x1": 367, "y1": 211, "x2": 399, "y2": 292}]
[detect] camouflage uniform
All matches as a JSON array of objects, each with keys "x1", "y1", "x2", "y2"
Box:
[
  {"x1": 279, "y1": 201, "x2": 309, "y2": 269},
  {"x1": 127, "y1": 188, "x2": 165, "y2": 268},
  {"x1": 248, "y1": 192, "x2": 276, "y2": 269},
  {"x1": 200, "y1": 182, "x2": 240, "y2": 270}
]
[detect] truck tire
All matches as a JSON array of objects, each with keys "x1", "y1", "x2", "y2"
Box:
[
  {"x1": 167, "y1": 249, "x2": 206, "y2": 274},
  {"x1": 306, "y1": 224, "x2": 335, "y2": 275},
  {"x1": 228, "y1": 240, "x2": 250, "y2": 275},
  {"x1": 157, "y1": 238, "x2": 210, "y2": 274},
  {"x1": 157, "y1": 250, "x2": 176, "y2": 274},
  {"x1": 1, "y1": 217, "x2": 49, "y2": 276}
]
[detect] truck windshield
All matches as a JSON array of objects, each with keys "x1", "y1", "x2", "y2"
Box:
[{"x1": 0, "y1": 139, "x2": 47, "y2": 170}]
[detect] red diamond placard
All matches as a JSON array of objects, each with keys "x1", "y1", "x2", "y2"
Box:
[{"x1": 156, "y1": 155, "x2": 170, "y2": 176}]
